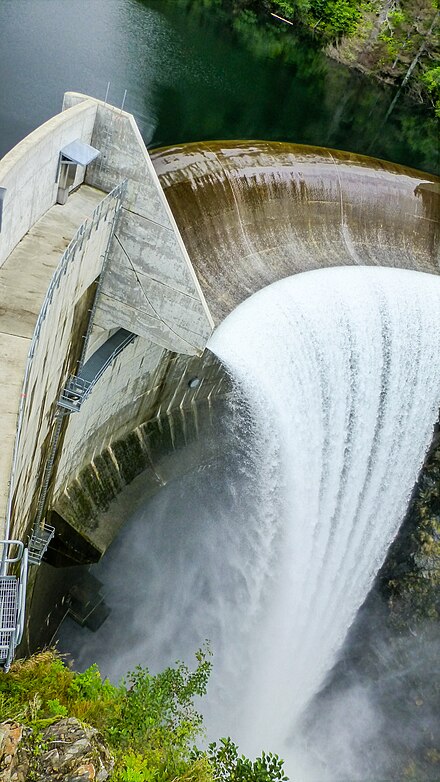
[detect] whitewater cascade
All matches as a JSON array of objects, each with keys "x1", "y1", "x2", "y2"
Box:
[
  {"x1": 206, "y1": 266, "x2": 440, "y2": 759},
  {"x1": 62, "y1": 265, "x2": 440, "y2": 775}
]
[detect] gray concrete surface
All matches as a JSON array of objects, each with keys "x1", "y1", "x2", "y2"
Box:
[
  {"x1": 0, "y1": 94, "x2": 219, "y2": 555},
  {"x1": 0, "y1": 186, "x2": 104, "y2": 537},
  {"x1": 63, "y1": 93, "x2": 214, "y2": 356},
  {"x1": 152, "y1": 141, "x2": 440, "y2": 325},
  {"x1": 0, "y1": 101, "x2": 97, "y2": 267}
]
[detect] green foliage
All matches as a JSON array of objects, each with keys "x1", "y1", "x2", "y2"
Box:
[
  {"x1": 0, "y1": 648, "x2": 288, "y2": 782},
  {"x1": 201, "y1": 738, "x2": 288, "y2": 782},
  {"x1": 46, "y1": 698, "x2": 68, "y2": 717},
  {"x1": 423, "y1": 65, "x2": 440, "y2": 92},
  {"x1": 387, "y1": 8, "x2": 407, "y2": 27},
  {"x1": 305, "y1": 0, "x2": 365, "y2": 37},
  {"x1": 422, "y1": 66, "x2": 440, "y2": 115},
  {"x1": 0, "y1": 651, "x2": 73, "y2": 725},
  {"x1": 377, "y1": 8, "x2": 410, "y2": 61},
  {"x1": 108, "y1": 644, "x2": 212, "y2": 754},
  {"x1": 272, "y1": 0, "x2": 311, "y2": 18},
  {"x1": 68, "y1": 662, "x2": 121, "y2": 704},
  {"x1": 113, "y1": 751, "x2": 212, "y2": 782}
]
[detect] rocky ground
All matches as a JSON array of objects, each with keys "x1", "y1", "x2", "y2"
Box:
[{"x1": 0, "y1": 718, "x2": 114, "y2": 782}]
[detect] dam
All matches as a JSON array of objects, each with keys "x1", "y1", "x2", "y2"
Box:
[{"x1": 0, "y1": 91, "x2": 439, "y2": 682}]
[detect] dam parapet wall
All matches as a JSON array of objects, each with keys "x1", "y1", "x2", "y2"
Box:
[
  {"x1": 8, "y1": 184, "x2": 125, "y2": 545},
  {"x1": 0, "y1": 100, "x2": 98, "y2": 268}
]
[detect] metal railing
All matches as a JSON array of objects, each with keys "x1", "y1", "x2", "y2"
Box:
[
  {"x1": 28, "y1": 524, "x2": 55, "y2": 566},
  {"x1": 58, "y1": 376, "x2": 93, "y2": 413},
  {"x1": 58, "y1": 332, "x2": 135, "y2": 414},
  {"x1": 3, "y1": 179, "x2": 126, "y2": 543},
  {"x1": 0, "y1": 541, "x2": 28, "y2": 673}
]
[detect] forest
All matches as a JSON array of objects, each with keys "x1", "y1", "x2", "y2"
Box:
[{"x1": 209, "y1": 0, "x2": 440, "y2": 116}]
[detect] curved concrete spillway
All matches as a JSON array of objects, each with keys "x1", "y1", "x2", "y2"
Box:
[{"x1": 152, "y1": 141, "x2": 440, "y2": 324}]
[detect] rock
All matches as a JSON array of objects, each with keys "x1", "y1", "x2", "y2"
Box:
[
  {"x1": 66, "y1": 762, "x2": 96, "y2": 780},
  {"x1": 0, "y1": 718, "x2": 113, "y2": 782},
  {"x1": 35, "y1": 718, "x2": 114, "y2": 781},
  {"x1": 0, "y1": 722, "x2": 29, "y2": 782}
]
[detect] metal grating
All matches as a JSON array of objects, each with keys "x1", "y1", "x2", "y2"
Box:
[
  {"x1": 0, "y1": 577, "x2": 18, "y2": 660},
  {"x1": 58, "y1": 376, "x2": 92, "y2": 413}
]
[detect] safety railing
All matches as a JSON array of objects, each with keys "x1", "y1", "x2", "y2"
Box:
[
  {"x1": 28, "y1": 524, "x2": 55, "y2": 566},
  {"x1": 0, "y1": 541, "x2": 28, "y2": 673},
  {"x1": 58, "y1": 331, "x2": 136, "y2": 414},
  {"x1": 58, "y1": 376, "x2": 93, "y2": 414},
  {"x1": 3, "y1": 179, "x2": 126, "y2": 543}
]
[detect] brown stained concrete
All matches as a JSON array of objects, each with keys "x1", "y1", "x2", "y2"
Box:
[
  {"x1": 0, "y1": 185, "x2": 104, "y2": 536},
  {"x1": 152, "y1": 141, "x2": 440, "y2": 325}
]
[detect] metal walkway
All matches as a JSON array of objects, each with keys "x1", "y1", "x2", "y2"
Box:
[
  {"x1": 0, "y1": 540, "x2": 28, "y2": 672},
  {"x1": 58, "y1": 329, "x2": 135, "y2": 414}
]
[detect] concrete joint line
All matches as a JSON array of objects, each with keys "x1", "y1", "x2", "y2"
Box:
[{"x1": 114, "y1": 235, "x2": 199, "y2": 353}]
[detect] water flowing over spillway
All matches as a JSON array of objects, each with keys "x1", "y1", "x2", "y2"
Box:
[
  {"x1": 62, "y1": 265, "x2": 440, "y2": 777},
  {"x1": 207, "y1": 266, "x2": 440, "y2": 763}
]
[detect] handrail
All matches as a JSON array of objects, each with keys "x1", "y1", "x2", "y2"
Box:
[
  {"x1": 58, "y1": 332, "x2": 136, "y2": 414},
  {"x1": 0, "y1": 540, "x2": 24, "y2": 570},
  {"x1": 0, "y1": 540, "x2": 28, "y2": 672},
  {"x1": 15, "y1": 547, "x2": 28, "y2": 646},
  {"x1": 3, "y1": 180, "x2": 126, "y2": 541},
  {"x1": 81, "y1": 332, "x2": 136, "y2": 399}
]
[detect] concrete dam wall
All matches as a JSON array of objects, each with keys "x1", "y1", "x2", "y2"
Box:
[
  {"x1": 0, "y1": 94, "x2": 439, "y2": 602},
  {"x1": 152, "y1": 141, "x2": 440, "y2": 324},
  {"x1": 54, "y1": 134, "x2": 440, "y2": 561},
  {"x1": 0, "y1": 93, "x2": 223, "y2": 580}
]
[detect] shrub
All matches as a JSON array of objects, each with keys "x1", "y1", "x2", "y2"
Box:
[{"x1": 0, "y1": 648, "x2": 289, "y2": 782}]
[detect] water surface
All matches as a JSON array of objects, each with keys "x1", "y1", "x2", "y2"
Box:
[{"x1": 0, "y1": 0, "x2": 438, "y2": 172}]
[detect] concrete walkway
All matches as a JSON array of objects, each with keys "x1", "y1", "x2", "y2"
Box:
[{"x1": 0, "y1": 186, "x2": 104, "y2": 537}]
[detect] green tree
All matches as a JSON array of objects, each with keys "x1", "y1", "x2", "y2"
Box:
[{"x1": 422, "y1": 65, "x2": 440, "y2": 115}]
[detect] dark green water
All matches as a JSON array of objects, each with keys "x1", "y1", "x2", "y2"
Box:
[{"x1": 0, "y1": 0, "x2": 438, "y2": 173}]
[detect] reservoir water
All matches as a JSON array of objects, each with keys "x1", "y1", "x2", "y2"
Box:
[{"x1": 0, "y1": 0, "x2": 438, "y2": 173}]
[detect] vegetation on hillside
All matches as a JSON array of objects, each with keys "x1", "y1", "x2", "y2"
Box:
[
  {"x1": 0, "y1": 647, "x2": 288, "y2": 782},
  {"x1": 191, "y1": 0, "x2": 440, "y2": 117}
]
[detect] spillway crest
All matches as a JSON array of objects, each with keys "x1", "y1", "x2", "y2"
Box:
[{"x1": 207, "y1": 266, "x2": 440, "y2": 760}]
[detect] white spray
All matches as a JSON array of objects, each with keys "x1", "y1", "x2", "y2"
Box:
[
  {"x1": 207, "y1": 266, "x2": 440, "y2": 762},
  {"x1": 62, "y1": 266, "x2": 440, "y2": 777}
]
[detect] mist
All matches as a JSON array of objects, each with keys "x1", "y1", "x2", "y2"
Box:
[
  {"x1": 298, "y1": 603, "x2": 440, "y2": 781},
  {"x1": 58, "y1": 447, "x2": 440, "y2": 781},
  {"x1": 59, "y1": 268, "x2": 440, "y2": 780}
]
